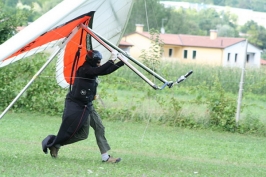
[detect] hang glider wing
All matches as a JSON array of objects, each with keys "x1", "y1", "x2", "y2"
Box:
[
  {"x1": 0, "y1": 0, "x2": 194, "y2": 120},
  {"x1": 0, "y1": 13, "x2": 93, "y2": 67},
  {"x1": 56, "y1": 0, "x2": 135, "y2": 88},
  {"x1": 0, "y1": 0, "x2": 192, "y2": 91},
  {"x1": 0, "y1": 0, "x2": 135, "y2": 88}
]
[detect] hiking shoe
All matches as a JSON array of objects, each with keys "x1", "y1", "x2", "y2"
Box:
[
  {"x1": 102, "y1": 155, "x2": 121, "y2": 163},
  {"x1": 49, "y1": 146, "x2": 59, "y2": 158}
]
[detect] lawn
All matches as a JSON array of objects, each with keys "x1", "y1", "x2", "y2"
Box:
[{"x1": 1, "y1": 112, "x2": 266, "y2": 177}]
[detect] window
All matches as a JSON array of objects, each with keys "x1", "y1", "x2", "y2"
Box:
[
  {"x1": 246, "y1": 55, "x2": 249, "y2": 63},
  {"x1": 235, "y1": 54, "x2": 238, "y2": 62},
  {"x1": 168, "y1": 49, "x2": 173, "y2": 57},
  {"x1": 227, "y1": 53, "x2": 230, "y2": 62},
  {"x1": 183, "y1": 50, "x2": 188, "y2": 59},
  {"x1": 192, "y1": 50, "x2": 196, "y2": 59}
]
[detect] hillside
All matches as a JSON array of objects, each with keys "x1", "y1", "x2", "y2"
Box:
[{"x1": 160, "y1": 0, "x2": 266, "y2": 13}]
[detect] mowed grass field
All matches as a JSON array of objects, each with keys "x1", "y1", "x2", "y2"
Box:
[{"x1": 1, "y1": 112, "x2": 266, "y2": 177}]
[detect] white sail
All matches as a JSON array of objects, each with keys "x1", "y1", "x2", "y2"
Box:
[{"x1": 0, "y1": 0, "x2": 134, "y2": 67}]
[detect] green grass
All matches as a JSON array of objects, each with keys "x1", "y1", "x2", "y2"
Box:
[
  {"x1": 98, "y1": 86, "x2": 266, "y2": 126},
  {"x1": 1, "y1": 112, "x2": 266, "y2": 176}
]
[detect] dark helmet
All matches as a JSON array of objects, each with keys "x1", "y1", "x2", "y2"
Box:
[{"x1": 85, "y1": 50, "x2": 102, "y2": 67}]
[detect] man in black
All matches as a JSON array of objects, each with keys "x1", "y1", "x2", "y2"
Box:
[{"x1": 42, "y1": 49, "x2": 126, "y2": 163}]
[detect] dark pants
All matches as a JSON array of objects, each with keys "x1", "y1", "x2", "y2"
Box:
[{"x1": 59, "y1": 105, "x2": 111, "y2": 154}]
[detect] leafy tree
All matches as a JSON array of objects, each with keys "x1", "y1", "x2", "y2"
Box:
[
  {"x1": 166, "y1": 8, "x2": 204, "y2": 35},
  {"x1": 217, "y1": 24, "x2": 236, "y2": 37},
  {"x1": 240, "y1": 20, "x2": 266, "y2": 49},
  {"x1": 140, "y1": 29, "x2": 163, "y2": 71},
  {"x1": 213, "y1": 0, "x2": 225, "y2": 6},
  {"x1": 20, "y1": 0, "x2": 35, "y2": 5},
  {"x1": 247, "y1": 25, "x2": 264, "y2": 49},
  {"x1": 37, "y1": 0, "x2": 63, "y2": 15},
  {"x1": 3, "y1": 0, "x2": 17, "y2": 7},
  {"x1": 238, "y1": 0, "x2": 251, "y2": 9},
  {"x1": 166, "y1": 8, "x2": 189, "y2": 34},
  {"x1": 215, "y1": 10, "x2": 239, "y2": 37},
  {"x1": 261, "y1": 51, "x2": 266, "y2": 60},
  {"x1": 240, "y1": 20, "x2": 258, "y2": 33},
  {"x1": 16, "y1": 0, "x2": 63, "y2": 21},
  {"x1": 0, "y1": 1, "x2": 31, "y2": 44},
  {"x1": 220, "y1": 10, "x2": 238, "y2": 28},
  {"x1": 198, "y1": 8, "x2": 222, "y2": 35},
  {"x1": 125, "y1": 0, "x2": 171, "y2": 34}
]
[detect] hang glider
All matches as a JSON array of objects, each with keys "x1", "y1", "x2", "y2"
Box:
[
  {"x1": 0, "y1": 0, "x2": 135, "y2": 88},
  {"x1": 0, "y1": 0, "x2": 192, "y2": 119}
]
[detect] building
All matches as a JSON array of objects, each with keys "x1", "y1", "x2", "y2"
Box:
[
  {"x1": 121, "y1": 25, "x2": 262, "y2": 68},
  {"x1": 118, "y1": 40, "x2": 133, "y2": 54},
  {"x1": 261, "y1": 59, "x2": 266, "y2": 66}
]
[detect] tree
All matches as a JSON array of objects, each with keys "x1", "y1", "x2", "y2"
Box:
[
  {"x1": 198, "y1": 8, "x2": 222, "y2": 35},
  {"x1": 240, "y1": 20, "x2": 266, "y2": 49},
  {"x1": 125, "y1": 0, "x2": 171, "y2": 34},
  {"x1": 240, "y1": 20, "x2": 257, "y2": 33},
  {"x1": 139, "y1": 29, "x2": 163, "y2": 72},
  {"x1": 3, "y1": 0, "x2": 17, "y2": 7},
  {"x1": 166, "y1": 8, "x2": 203, "y2": 35},
  {"x1": 0, "y1": 1, "x2": 31, "y2": 44},
  {"x1": 213, "y1": 0, "x2": 225, "y2": 6},
  {"x1": 38, "y1": 0, "x2": 63, "y2": 15},
  {"x1": 247, "y1": 25, "x2": 264, "y2": 49},
  {"x1": 217, "y1": 24, "x2": 235, "y2": 37},
  {"x1": 166, "y1": 8, "x2": 188, "y2": 34}
]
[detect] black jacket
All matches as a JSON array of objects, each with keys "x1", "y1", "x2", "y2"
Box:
[
  {"x1": 68, "y1": 60, "x2": 124, "y2": 105},
  {"x1": 42, "y1": 60, "x2": 124, "y2": 153}
]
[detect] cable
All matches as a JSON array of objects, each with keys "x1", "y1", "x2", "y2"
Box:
[{"x1": 144, "y1": 0, "x2": 150, "y2": 32}]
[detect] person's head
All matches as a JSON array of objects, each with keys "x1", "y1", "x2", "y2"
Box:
[{"x1": 85, "y1": 50, "x2": 102, "y2": 67}]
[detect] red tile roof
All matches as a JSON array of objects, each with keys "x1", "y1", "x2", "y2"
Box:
[
  {"x1": 16, "y1": 26, "x2": 26, "y2": 32},
  {"x1": 119, "y1": 40, "x2": 133, "y2": 46},
  {"x1": 261, "y1": 59, "x2": 266, "y2": 65},
  {"x1": 137, "y1": 32, "x2": 246, "y2": 49}
]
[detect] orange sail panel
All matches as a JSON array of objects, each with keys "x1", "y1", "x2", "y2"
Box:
[
  {"x1": 4, "y1": 14, "x2": 92, "y2": 61},
  {"x1": 63, "y1": 24, "x2": 88, "y2": 85}
]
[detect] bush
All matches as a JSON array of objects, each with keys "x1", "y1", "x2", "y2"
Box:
[
  {"x1": 0, "y1": 53, "x2": 265, "y2": 136},
  {"x1": 0, "y1": 53, "x2": 66, "y2": 115}
]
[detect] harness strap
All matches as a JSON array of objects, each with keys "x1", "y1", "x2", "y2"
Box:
[
  {"x1": 69, "y1": 47, "x2": 81, "y2": 92},
  {"x1": 69, "y1": 28, "x2": 86, "y2": 92}
]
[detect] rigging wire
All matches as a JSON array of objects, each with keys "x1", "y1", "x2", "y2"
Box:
[
  {"x1": 144, "y1": 0, "x2": 150, "y2": 32},
  {"x1": 141, "y1": 0, "x2": 154, "y2": 142},
  {"x1": 141, "y1": 0, "x2": 170, "y2": 142}
]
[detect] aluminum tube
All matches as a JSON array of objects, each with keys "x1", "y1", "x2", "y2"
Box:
[{"x1": 90, "y1": 28, "x2": 169, "y2": 84}]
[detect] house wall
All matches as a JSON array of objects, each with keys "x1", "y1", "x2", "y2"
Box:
[
  {"x1": 247, "y1": 44, "x2": 261, "y2": 68},
  {"x1": 119, "y1": 46, "x2": 131, "y2": 54},
  {"x1": 223, "y1": 41, "x2": 261, "y2": 68},
  {"x1": 122, "y1": 33, "x2": 261, "y2": 68},
  {"x1": 121, "y1": 34, "x2": 152, "y2": 59},
  {"x1": 162, "y1": 45, "x2": 181, "y2": 61},
  {"x1": 163, "y1": 46, "x2": 223, "y2": 66}
]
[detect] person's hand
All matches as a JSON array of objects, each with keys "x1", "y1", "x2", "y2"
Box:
[{"x1": 111, "y1": 50, "x2": 118, "y2": 61}]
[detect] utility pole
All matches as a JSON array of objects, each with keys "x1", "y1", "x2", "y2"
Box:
[
  {"x1": 236, "y1": 39, "x2": 248, "y2": 125},
  {"x1": 161, "y1": 18, "x2": 167, "y2": 34}
]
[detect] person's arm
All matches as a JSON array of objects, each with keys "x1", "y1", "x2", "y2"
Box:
[
  {"x1": 82, "y1": 51, "x2": 125, "y2": 76},
  {"x1": 97, "y1": 51, "x2": 127, "y2": 75},
  {"x1": 81, "y1": 60, "x2": 114, "y2": 75},
  {"x1": 98, "y1": 60, "x2": 124, "y2": 75}
]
